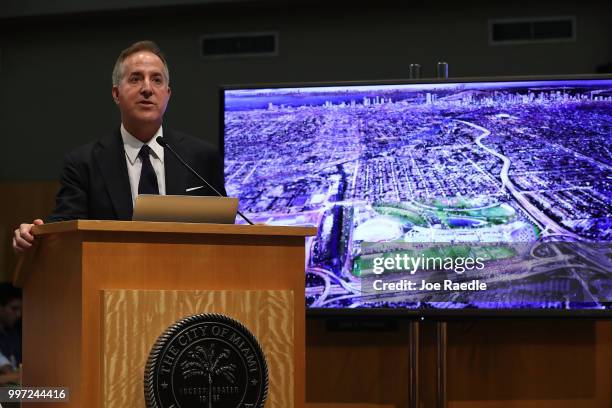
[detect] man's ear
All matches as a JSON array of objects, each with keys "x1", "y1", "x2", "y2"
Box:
[
  {"x1": 112, "y1": 86, "x2": 120, "y2": 104},
  {"x1": 167, "y1": 86, "x2": 172, "y2": 99}
]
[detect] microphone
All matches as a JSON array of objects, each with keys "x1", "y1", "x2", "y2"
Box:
[{"x1": 156, "y1": 136, "x2": 254, "y2": 225}]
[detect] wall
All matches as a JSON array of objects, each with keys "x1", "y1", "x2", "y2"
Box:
[
  {"x1": 306, "y1": 319, "x2": 612, "y2": 407},
  {"x1": 0, "y1": 0, "x2": 248, "y2": 18},
  {"x1": 0, "y1": 0, "x2": 610, "y2": 181}
]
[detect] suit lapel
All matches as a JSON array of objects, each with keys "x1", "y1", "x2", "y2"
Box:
[
  {"x1": 164, "y1": 129, "x2": 186, "y2": 195},
  {"x1": 95, "y1": 129, "x2": 133, "y2": 220}
]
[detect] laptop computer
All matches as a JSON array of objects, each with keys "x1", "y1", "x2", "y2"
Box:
[{"x1": 132, "y1": 195, "x2": 239, "y2": 224}]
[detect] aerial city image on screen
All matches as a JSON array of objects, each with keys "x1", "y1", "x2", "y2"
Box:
[{"x1": 224, "y1": 79, "x2": 612, "y2": 312}]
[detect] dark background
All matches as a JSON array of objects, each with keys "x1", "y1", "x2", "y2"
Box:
[{"x1": 0, "y1": 0, "x2": 610, "y2": 181}]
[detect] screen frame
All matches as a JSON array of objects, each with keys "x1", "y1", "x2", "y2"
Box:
[{"x1": 219, "y1": 73, "x2": 612, "y2": 319}]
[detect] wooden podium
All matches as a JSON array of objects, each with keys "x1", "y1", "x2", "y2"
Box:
[{"x1": 14, "y1": 220, "x2": 316, "y2": 408}]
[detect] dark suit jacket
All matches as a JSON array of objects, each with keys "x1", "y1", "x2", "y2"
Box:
[{"x1": 47, "y1": 128, "x2": 226, "y2": 222}]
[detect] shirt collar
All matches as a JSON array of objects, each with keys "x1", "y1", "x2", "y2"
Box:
[{"x1": 121, "y1": 124, "x2": 165, "y2": 165}]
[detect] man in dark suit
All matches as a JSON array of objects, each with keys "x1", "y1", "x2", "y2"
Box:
[{"x1": 13, "y1": 40, "x2": 225, "y2": 251}]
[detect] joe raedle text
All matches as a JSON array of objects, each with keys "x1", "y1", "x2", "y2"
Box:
[
  {"x1": 367, "y1": 253, "x2": 488, "y2": 293},
  {"x1": 372, "y1": 278, "x2": 487, "y2": 292}
]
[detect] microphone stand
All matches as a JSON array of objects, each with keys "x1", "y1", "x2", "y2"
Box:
[{"x1": 157, "y1": 136, "x2": 254, "y2": 225}]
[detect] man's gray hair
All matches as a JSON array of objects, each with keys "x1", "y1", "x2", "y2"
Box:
[{"x1": 112, "y1": 40, "x2": 170, "y2": 86}]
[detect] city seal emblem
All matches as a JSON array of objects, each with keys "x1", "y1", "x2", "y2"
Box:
[{"x1": 145, "y1": 313, "x2": 269, "y2": 408}]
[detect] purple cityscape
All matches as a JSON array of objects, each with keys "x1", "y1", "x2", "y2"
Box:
[{"x1": 223, "y1": 79, "x2": 612, "y2": 312}]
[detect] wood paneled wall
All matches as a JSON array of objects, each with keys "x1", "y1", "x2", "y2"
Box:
[
  {"x1": 0, "y1": 181, "x2": 58, "y2": 282},
  {"x1": 306, "y1": 319, "x2": 611, "y2": 408}
]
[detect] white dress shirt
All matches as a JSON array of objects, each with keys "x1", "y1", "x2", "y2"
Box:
[{"x1": 120, "y1": 124, "x2": 166, "y2": 206}]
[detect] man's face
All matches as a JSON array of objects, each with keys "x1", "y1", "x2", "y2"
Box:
[
  {"x1": 112, "y1": 51, "x2": 171, "y2": 130},
  {"x1": 0, "y1": 299, "x2": 21, "y2": 330}
]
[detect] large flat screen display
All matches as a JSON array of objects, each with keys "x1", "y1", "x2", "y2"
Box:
[{"x1": 222, "y1": 76, "x2": 612, "y2": 316}]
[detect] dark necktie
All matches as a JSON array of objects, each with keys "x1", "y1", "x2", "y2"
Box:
[{"x1": 138, "y1": 145, "x2": 159, "y2": 195}]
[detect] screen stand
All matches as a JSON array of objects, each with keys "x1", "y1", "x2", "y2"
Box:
[
  {"x1": 436, "y1": 322, "x2": 448, "y2": 408},
  {"x1": 409, "y1": 321, "x2": 420, "y2": 408},
  {"x1": 410, "y1": 320, "x2": 448, "y2": 408}
]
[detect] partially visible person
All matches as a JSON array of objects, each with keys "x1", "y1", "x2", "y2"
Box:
[
  {"x1": 0, "y1": 283, "x2": 21, "y2": 385},
  {"x1": 13, "y1": 40, "x2": 226, "y2": 253},
  {"x1": 0, "y1": 350, "x2": 19, "y2": 385}
]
